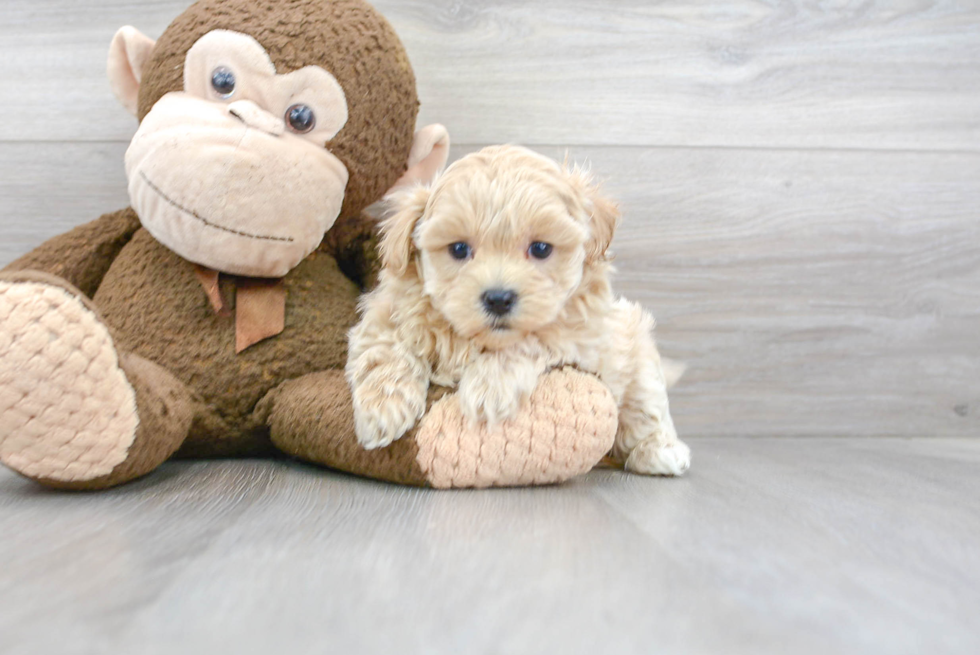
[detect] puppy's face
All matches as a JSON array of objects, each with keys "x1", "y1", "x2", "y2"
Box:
[{"x1": 380, "y1": 146, "x2": 619, "y2": 350}]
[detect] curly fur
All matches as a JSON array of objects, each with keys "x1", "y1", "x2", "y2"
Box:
[{"x1": 346, "y1": 145, "x2": 690, "y2": 476}]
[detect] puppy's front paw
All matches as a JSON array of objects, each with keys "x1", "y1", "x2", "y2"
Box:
[
  {"x1": 457, "y1": 370, "x2": 528, "y2": 426},
  {"x1": 625, "y1": 439, "x2": 691, "y2": 476},
  {"x1": 352, "y1": 378, "x2": 427, "y2": 450}
]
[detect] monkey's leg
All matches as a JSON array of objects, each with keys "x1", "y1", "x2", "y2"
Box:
[
  {"x1": 0, "y1": 272, "x2": 194, "y2": 490},
  {"x1": 257, "y1": 370, "x2": 432, "y2": 486},
  {"x1": 258, "y1": 367, "x2": 618, "y2": 488}
]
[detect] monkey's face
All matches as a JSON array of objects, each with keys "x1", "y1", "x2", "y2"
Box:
[{"x1": 125, "y1": 30, "x2": 350, "y2": 278}]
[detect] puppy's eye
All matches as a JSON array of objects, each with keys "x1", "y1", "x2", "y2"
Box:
[
  {"x1": 528, "y1": 242, "x2": 553, "y2": 260},
  {"x1": 448, "y1": 242, "x2": 472, "y2": 261},
  {"x1": 211, "y1": 67, "x2": 236, "y2": 98}
]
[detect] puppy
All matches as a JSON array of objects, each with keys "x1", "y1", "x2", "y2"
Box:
[{"x1": 346, "y1": 145, "x2": 690, "y2": 475}]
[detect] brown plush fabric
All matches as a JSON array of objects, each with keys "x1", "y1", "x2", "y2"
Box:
[
  {"x1": 38, "y1": 353, "x2": 196, "y2": 490},
  {"x1": 261, "y1": 370, "x2": 433, "y2": 486},
  {"x1": 137, "y1": 0, "x2": 419, "y2": 229},
  {"x1": 323, "y1": 209, "x2": 383, "y2": 289},
  {"x1": 3, "y1": 208, "x2": 142, "y2": 298},
  {"x1": 92, "y1": 229, "x2": 360, "y2": 457}
]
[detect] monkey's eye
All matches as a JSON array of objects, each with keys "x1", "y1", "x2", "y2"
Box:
[
  {"x1": 286, "y1": 104, "x2": 316, "y2": 134},
  {"x1": 528, "y1": 242, "x2": 553, "y2": 260},
  {"x1": 448, "y1": 242, "x2": 472, "y2": 261},
  {"x1": 211, "y1": 67, "x2": 236, "y2": 98}
]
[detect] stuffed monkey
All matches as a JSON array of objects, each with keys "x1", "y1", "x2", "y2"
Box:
[{"x1": 0, "y1": 0, "x2": 617, "y2": 490}]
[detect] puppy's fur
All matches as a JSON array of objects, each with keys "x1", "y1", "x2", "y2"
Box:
[{"x1": 346, "y1": 145, "x2": 690, "y2": 475}]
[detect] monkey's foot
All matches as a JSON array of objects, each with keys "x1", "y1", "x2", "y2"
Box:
[
  {"x1": 0, "y1": 275, "x2": 139, "y2": 482},
  {"x1": 416, "y1": 367, "x2": 620, "y2": 488}
]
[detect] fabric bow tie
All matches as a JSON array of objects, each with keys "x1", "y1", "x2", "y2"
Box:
[{"x1": 193, "y1": 265, "x2": 287, "y2": 353}]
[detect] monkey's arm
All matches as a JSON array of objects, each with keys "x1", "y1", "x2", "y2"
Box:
[{"x1": 3, "y1": 207, "x2": 142, "y2": 298}]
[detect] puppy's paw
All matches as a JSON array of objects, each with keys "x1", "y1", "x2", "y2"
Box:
[
  {"x1": 457, "y1": 369, "x2": 528, "y2": 426},
  {"x1": 352, "y1": 378, "x2": 427, "y2": 450},
  {"x1": 625, "y1": 439, "x2": 691, "y2": 477}
]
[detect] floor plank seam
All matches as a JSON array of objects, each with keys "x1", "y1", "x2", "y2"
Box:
[{"x1": 1, "y1": 139, "x2": 979, "y2": 157}]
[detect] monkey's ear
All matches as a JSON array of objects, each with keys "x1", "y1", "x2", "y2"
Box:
[
  {"x1": 390, "y1": 125, "x2": 450, "y2": 190},
  {"x1": 107, "y1": 27, "x2": 157, "y2": 117},
  {"x1": 379, "y1": 185, "x2": 430, "y2": 277}
]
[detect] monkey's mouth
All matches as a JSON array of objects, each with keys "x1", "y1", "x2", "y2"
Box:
[{"x1": 139, "y1": 171, "x2": 295, "y2": 243}]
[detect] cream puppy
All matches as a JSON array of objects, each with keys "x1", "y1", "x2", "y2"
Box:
[{"x1": 346, "y1": 145, "x2": 690, "y2": 475}]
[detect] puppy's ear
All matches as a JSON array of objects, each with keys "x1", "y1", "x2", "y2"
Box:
[
  {"x1": 661, "y1": 357, "x2": 687, "y2": 389},
  {"x1": 585, "y1": 190, "x2": 621, "y2": 264},
  {"x1": 379, "y1": 185, "x2": 430, "y2": 276},
  {"x1": 565, "y1": 166, "x2": 622, "y2": 264}
]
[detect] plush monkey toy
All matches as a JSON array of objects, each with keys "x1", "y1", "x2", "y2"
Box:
[{"x1": 0, "y1": 0, "x2": 617, "y2": 490}]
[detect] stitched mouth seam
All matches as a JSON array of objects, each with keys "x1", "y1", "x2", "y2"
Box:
[{"x1": 139, "y1": 171, "x2": 294, "y2": 243}]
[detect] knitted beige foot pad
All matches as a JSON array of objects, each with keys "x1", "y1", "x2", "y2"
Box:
[
  {"x1": 0, "y1": 281, "x2": 138, "y2": 482},
  {"x1": 414, "y1": 368, "x2": 618, "y2": 488}
]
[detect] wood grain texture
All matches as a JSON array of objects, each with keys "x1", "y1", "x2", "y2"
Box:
[
  {"x1": 2, "y1": 4, "x2": 978, "y2": 654},
  {"x1": 1, "y1": 438, "x2": 978, "y2": 655},
  {"x1": 553, "y1": 145, "x2": 980, "y2": 439},
  {"x1": 0, "y1": 143, "x2": 129, "y2": 267},
  {"x1": 3, "y1": 143, "x2": 977, "y2": 438},
  {"x1": 0, "y1": 0, "x2": 978, "y2": 149}
]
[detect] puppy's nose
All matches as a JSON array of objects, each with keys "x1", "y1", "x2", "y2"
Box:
[{"x1": 482, "y1": 289, "x2": 518, "y2": 317}]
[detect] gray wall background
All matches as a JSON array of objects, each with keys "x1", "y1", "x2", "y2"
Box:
[{"x1": 1, "y1": 0, "x2": 977, "y2": 438}]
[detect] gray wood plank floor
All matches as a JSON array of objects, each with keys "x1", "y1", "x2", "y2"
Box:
[
  {"x1": 1, "y1": 3, "x2": 979, "y2": 653},
  {"x1": 2, "y1": 437, "x2": 978, "y2": 655}
]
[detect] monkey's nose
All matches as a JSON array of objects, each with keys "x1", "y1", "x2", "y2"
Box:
[
  {"x1": 482, "y1": 289, "x2": 518, "y2": 317},
  {"x1": 227, "y1": 100, "x2": 284, "y2": 137}
]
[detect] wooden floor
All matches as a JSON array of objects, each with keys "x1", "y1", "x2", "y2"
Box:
[
  {"x1": 1, "y1": 2, "x2": 979, "y2": 653},
  {"x1": 1, "y1": 437, "x2": 978, "y2": 655}
]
